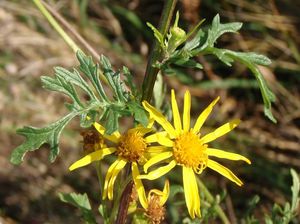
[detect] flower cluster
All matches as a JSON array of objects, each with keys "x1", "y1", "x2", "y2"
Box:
[{"x1": 69, "y1": 89, "x2": 251, "y2": 220}]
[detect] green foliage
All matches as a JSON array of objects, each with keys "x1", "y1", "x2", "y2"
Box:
[
  {"x1": 243, "y1": 169, "x2": 300, "y2": 224},
  {"x1": 10, "y1": 50, "x2": 148, "y2": 164},
  {"x1": 264, "y1": 169, "x2": 300, "y2": 224},
  {"x1": 10, "y1": 113, "x2": 76, "y2": 165},
  {"x1": 148, "y1": 13, "x2": 276, "y2": 122},
  {"x1": 59, "y1": 192, "x2": 96, "y2": 224}
]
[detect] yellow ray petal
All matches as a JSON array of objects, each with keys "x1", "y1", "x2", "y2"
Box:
[
  {"x1": 146, "y1": 146, "x2": 169, "y2": 154},
  {"x1": 103, "y1": 159, "x2": 120, "y2": 200},
  {"x1": 207, "y1": 148, "x2": 251, "y2": 164},
  {"x1": 147, "y1": 179, "x2": 170, "y2": 206},
  {"x1": 107, "y1": 159, "x2": 127, "y2": 200},
  {"x1": 138, "y1": 160, "x2": 176, "y2": 180},
  {"x1": 171, "y1": 89, "x2": 182, "y2": 133},
  {"x1": 183, "y1": 90, "x2": 191, "y2": 132},
  {"x1": 69, "y1": 147, "x2": 116, "y2": 171},
  {"x1": 132, "y1": 162, "x2": 148, "y2": 209},
  {"x1": 145, "y1": 132, "x2": 174, "y2": 147},
  {"x1": 192, "y1": 97, "x2": 220, "y2": 134},
  {"x1": 207, "y1": 159, "x2": 243, "y2": 186},
  {"x1": 146, "y1": 118, "x2": 155, "y2": 128},
  {"x1": 145, "y1": 131, "x2": 167, "y2": 143},
  {"x1": 183, "y1": 167, "x2": 201, "y2": 219},
  {"x1": 93, "y1": 122, "x2": 120, "y2": 143},
  {"x1": 142, "y1": 101, "x2": 176, "y2": 137},
  {"x1": 201, "y1": 119, "x2": 240, "y2": 144},
  {"x1": 144, "y1": 151, "x2": 173, "y2": 173},
  {"x1": 132, "y1": 126, "x2": 153, "y2": 136},
  {"x1": 160, "y1": 179, "x2": 170, "y2": 206}
]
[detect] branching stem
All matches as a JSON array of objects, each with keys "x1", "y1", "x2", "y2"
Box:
[{"x1": 141, "y1": 0, "x2": 177, "y2": 102}]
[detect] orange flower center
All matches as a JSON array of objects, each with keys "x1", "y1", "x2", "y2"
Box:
[
  {"x1": 173, "y1": 131, "x2": 208, "y2": 173},
  {"x1": 116, "y1": 130, "x2": 147, "y2": 162}
]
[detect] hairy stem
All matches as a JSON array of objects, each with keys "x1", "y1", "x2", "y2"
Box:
[{"x1": 141, "y1": 0, "x2": 177, "y2": 102}]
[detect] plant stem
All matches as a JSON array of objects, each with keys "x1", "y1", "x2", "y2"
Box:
[
  {"x1": 41, "y1": 1, "x2": 100, "y2": 59},
  {"x1": 114, "y1": 180, "x2": 134, "y2": 224},
  {"x1": 197, "y1": 179, "x2": 230, "y2": 224},
  {"x1": 114, "y1": 165, "x2": 133, "y2": 224},
  {"x1": 141, "y1": 0, "x2": 177, "y2": 102},
  {"x1": 32, "y1": 0, "x2": 80, "y2": 53}
]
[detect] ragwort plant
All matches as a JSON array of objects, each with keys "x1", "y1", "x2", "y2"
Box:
[{"x1": 11, "y1": 0, "x2": 300, "y2": 223}]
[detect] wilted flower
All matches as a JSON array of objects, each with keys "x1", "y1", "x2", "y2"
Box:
[{"x1": 137, "y1": 180, "x2": 170, "y2": 224}]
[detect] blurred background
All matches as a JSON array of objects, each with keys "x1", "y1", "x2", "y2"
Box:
[{"x1": 0, "y1": 0, "x2": 299, "y2": 223}]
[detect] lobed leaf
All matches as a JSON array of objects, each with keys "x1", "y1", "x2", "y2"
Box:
[
  {"x1": 10, "y1": 112, "x2": 76, "y2": 165},
  {"x1": 77, "y1": 50, "x2": 109, "y2": 102},
  {"x1": 206, "y1": 14, "x2": 242, "y2": 47}
]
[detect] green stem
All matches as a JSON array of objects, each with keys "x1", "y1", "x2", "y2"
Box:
[
  {"x1": 32, "y1": 0, "x2": 80, "y2": 53},
  {"x1": 141, "y1": 0, "x2": 177, "y2": 102},
  {"x1": 197, "y1": 179, "x2": 230, "y2": 224}
]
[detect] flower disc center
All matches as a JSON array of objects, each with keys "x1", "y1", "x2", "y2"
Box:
[
  {"x1": 116, "y1": 130, "x2": 147, "y2": 162},
  {"x1": 173, "y1": 131, "x2": 208, "y2": 173}
]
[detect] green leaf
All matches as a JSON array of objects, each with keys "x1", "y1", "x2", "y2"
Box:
[
  {"x1": 147, "y1": 22, "x2": 165, "y2": 49},
  {"x1": 127, "y1": 101, "x2": 148, "y2": 127},
  {"x1": 290, "y1": 169, "x2": 300, "y2": 212},
  {"x1": 174, "y1": 58, "x2": 203, "y2": 69},
  {"x1": 102, "y1": 108, "x2": 119, "y2": 135},
  {"x1": 184, "y1": 29, "x2": 205, "y2": 51},
  {"x1": 41, "y1": 75, "x2": 82, "y2": 110},
  {"x1": 206, "y1": 14, "x2": 242, "y2": 47},
  {"x1": 204, "y1": 47, "x2": 276, "y2": 123},
  {"x1": 123, "y1": 66, "x2": 138, "y2": 98},
  {"x1": 77, "y1": 50, "x2": 109, "y2": 102},
  {"x1": 54, "y1": 67, "x2": 97, "y2": 101},
  {"x1": 10, "y1": 112, "x2": 76, "y2": 165},
  {"x1": 153, "y1": 72, "x2": 166, "y2": 109},
  {"x1": 100, "y1": 55, "x2": 127, "y2": 102},
  {"x1": 59, "y1": 192, "x2": 96, "y2": 224}
]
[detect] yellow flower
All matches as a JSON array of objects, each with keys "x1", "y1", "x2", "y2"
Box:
[
  {"x1": 139, "y1": 90, "x2": 251, "y2": 218},
  {"x1": 69, "y1": 122, "x2": 156, "y2": 201},
  {"x1": 137, "y1": 179, "x2": 170, "y2": 224}
]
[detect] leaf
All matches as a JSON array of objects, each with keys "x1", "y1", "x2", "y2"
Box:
[
  {"x1": 59, "y1": 192, "x2": 96, "y2": 224},
  {"x1": 290, "y1": 169, "x2": 300, "y2": 212},
  {"x1": 77, "y1": 50, "x2": 108, "y2": 102},
  {"x1": 147, "y1": 22, "x2": 165, "y2": 49},
  {"x1": 100, "y1": 55, "x2": 127, "y2": 102},
  {"x1": 41, "y1": 75, "x2": 82, "y2": 110},
  {"x1": 102, "y1": 108, "x2": 119, "y2": 135},
  {"x1": 204, "y1": 47, "x2": 277, "y2": 123},
  {"x1": 206, "y1": 14, "x2": 242, "y2": 47},
  {"x1": 127, "y1": 101, "x2": 148, "y2": 127},
  {"x1": 123, "y1": 66, "x2": 138, "y2": 97},
  {"x1": 153, "y1": 72, "x2": 166, "y2": 109},
  {"x1": 174, "y1": 58, "x2": 203, "y2": 69},
  {"x1": 10, "y1": 112, "x2": 76, "y2": 165},
  {"x1": 54, "y1": 67, "x2": 97, "y2": 101},
  {"x1": 184, "y1": 29, "x2": 205, "y2": 51}
]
